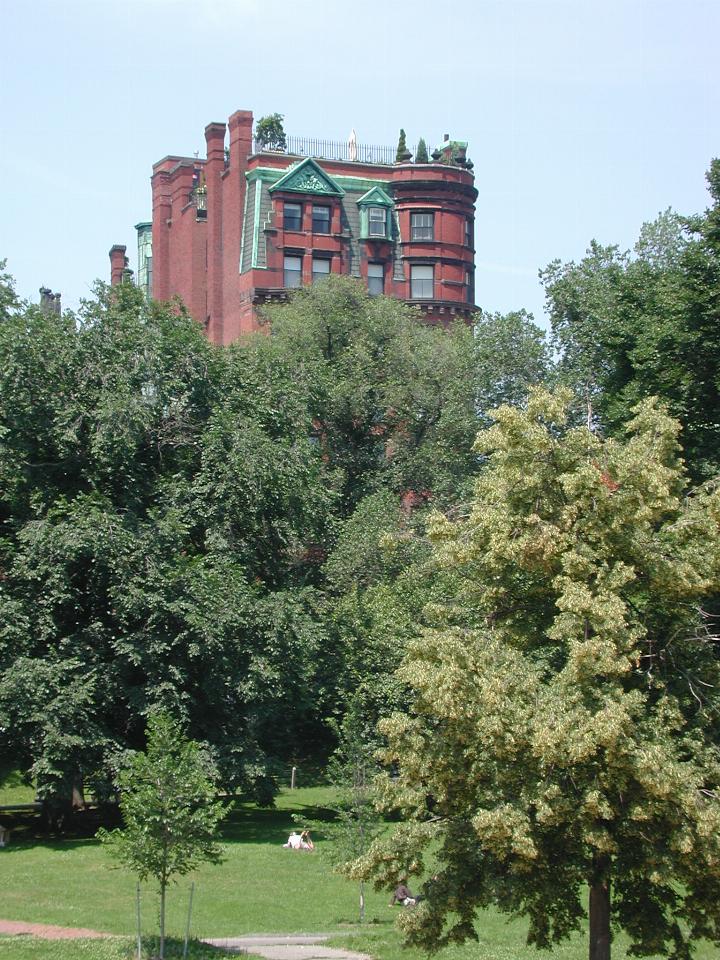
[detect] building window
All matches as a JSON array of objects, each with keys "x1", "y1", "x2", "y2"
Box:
[
  {"x1": 466, "y1": 270, "x2": 473, "y2": 303},
  {"x1": 368, "y1": 262, "x2": 384, "y2": 296},
  {"x1": 312, "y1": 257, "x2": 331, "y2": 284},
  {"x1": 465, "y1": 217, "x2": 472, "y2": 247},
  {"x1": 312, "y1": 205, "x2": 331, "y2": 234},
  {"x1": 284, "y1": 255, "x2": 302, "y2": 288},
  {"x1": 410, "y1": 264, "x2": 434, "y2": 299},
  {"x1": 411, "y1": 212, "x2": 434, "y2": 241},
  {"x1": 368, "y1": 207, "x2": 386, "y2": 238},
  {"x1": 284, "y1": 202, "x2": 302, "y2": 231}
]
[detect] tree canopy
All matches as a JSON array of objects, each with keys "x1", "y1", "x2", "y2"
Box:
[
  {"x1": 542, "y1": 161, "x2": 720, "y2": 481},
  {"x1": 1, "y1": 275, "x2": 523, "y2": 807},
  {"x1": 352, "y1": 390, "x2": 720, "y2": 960}
]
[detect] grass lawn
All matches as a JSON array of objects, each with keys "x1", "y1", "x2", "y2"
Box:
[
  {"x1": 0, "y1": 938, "x2": 240, "y2": 960},
  {"x1": 0, "y1": 770, "x2": 35, "y2": 806},
  {"x1": 0, "y1": 781, "x2": 717, "y2": 960}
]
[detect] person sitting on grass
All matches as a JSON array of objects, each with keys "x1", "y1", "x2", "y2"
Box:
[
  {"x1": 283, "y1": 831, "x2": 303, "y2": 849},
  {"x1": 300, "y1": 829, "x2": 314, "y2": 851},
  {"x1": 390, "y1": 879, "x2": 416, "y2": 906}
]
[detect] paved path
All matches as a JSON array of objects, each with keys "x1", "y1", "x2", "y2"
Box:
[
  {"x1": 0, "y1": 919, "x2": 108, "y2": 939},
  {"x1": 203, "y1": 934, "x2": 372, "y2": 960},
  {"x1": 0, "y1": 922, "x2": 372, "y2": 960}
]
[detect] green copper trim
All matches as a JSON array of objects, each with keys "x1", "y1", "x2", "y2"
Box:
[
  {"x1": 247, "y1": 168, "x2": 390, "y2": 194},
  {"x1": 356, "y1": 185, "x2": 393, "y2": 207},
  {"x1": 268, "y1": 157, "x2": 345, "y2": 197},
  {"x1": 239, "y1": 180, "x2": 250, "y2": 273},
  {"x1": 251, "y1": 178, "x2": 262, "y2": 269}
]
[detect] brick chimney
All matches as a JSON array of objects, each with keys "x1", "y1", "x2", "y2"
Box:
[
  {"x1": 204, "y1": 121, "x2": 227, "y2": 342},
  {"x1": 109, "y1": 244, "x2": 128, "y2": 285}
]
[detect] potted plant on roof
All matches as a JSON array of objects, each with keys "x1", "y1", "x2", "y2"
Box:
[
  {"x1": 395, "y1": 128, "x2": 412, "y2": 163},
  {"x1": 255, "y1": 113, "x2": 287, "y2": 152}
]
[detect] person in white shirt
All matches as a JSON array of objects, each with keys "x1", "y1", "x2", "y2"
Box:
[{"x1": 283, "y1": 831, "x2": 303, "y2": 849}]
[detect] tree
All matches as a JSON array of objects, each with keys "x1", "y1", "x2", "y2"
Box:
[
  {"x1": 395, "y1": 129, "x2": 411, "y2": 163},
  {"x1": 99, "y1": 711, "x2": 226, "y2": 959},
  {"x1": 255, "y1": 113, "x2": 287, "y2": 151},
  {"x1": 473, "y1": 309, "x2": 552, "y2": 421},
  {"x1": 352, "y1": 390, "x2": 720, "y2": 960},
  {"x1": 415, "y1": 138, "x2": 429, "y2": 163},
  {"x1": 542, "y1": 160, "x2": 720, "y2": 480},
  {"x1": 260, "y1": 276, "x2": 480, "y2": 511},
  {"x1": 0, "y1": 280, "x2": 332, "y2": 806}
]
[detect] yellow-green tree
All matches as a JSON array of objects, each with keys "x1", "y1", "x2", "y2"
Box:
[{"x1": 352, "y1": 390, "x2": 720, "y2": 960}]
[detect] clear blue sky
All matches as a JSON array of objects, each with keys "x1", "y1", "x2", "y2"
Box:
[{"x1": 1, "y1": 0, "x2": 718, "y2": 326}]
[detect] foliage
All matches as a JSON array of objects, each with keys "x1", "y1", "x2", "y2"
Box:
[
  {"x1": 254, "y1": 114, "x2": 287, "y2": 151},
  {"x1": 543, "y1": 160, "x2": 720, "y2": 481},
  {"x1": 98, "y1": 711, "x2": 226, "y2": 959},
  {"x1": 0, "y1": 281, "x2": 332, "y2": 804},
  {"x1": 351, "y1": 390, "x2": 720, "y2": 960},
  {"x1": 473, "y1": 309, "x2": 552, "y2": 421},
  {"x1": 415, "y1": 138, "x2": 429, "y2": 164},
  {"x1": 0, "y1": 272, "x2": 488, "y2": 807},
  {"x1": 259, "y1": 277, "x2": 480, "y2": 513},
  {"x1": 395, "y1": 129, "x2": 410, "y2": 163}
]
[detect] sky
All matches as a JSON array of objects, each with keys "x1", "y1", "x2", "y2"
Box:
[{"x1": 1, "y1": 0, "x2": 718, "y2": 328}]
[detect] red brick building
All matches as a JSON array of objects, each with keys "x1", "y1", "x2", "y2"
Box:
[{"x1": 110, "y1": 109, "x2": 478, "y2": 345}]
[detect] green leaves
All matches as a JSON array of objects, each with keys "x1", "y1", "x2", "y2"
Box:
[
  {"x1": 358, "y1": 390, "x2": 720, "y2": 959},
  {"x1": 99, "y1": 711, "x2": 226, "y2": 957},
  {"x1": 543, "y1": 162, "x2": 720, "y2": 481}
]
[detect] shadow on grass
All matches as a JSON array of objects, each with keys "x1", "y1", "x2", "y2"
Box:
[
  {"x1": 221, "y1": 804, "x2": 337, "y2": 846},
  {"x1": 138, "y1": 936, "x2": 244, "y2": 958}
]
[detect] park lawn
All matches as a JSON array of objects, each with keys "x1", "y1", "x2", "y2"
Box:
[
  {"x1": 0, "y1": 770, "x2": 35, "y2": 806},
  {"x1": 0, "y1": 785, "x2": 717, "y2": 960},
  {"x1": 0, "y1": 938, "x2": 245, "y2": 960}
]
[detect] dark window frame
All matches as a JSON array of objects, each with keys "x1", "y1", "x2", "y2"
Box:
[
  {"x1": 411, "y1": 212, "x2": 434, "y2": 241},
  {"x1": 410, "y1": 263, "x2": 434, "y2": 299},
  {"x1": 284, "y1": 202, "x2": 303, "y2": 231},
  {"x1": 368, "y1": 262, "x2": 384, "y2": 296},
  {"x1": 312, "y1": 204, "x2": 332, "y2": 234},
  {"x1": 368, "y1": 206, "x2": 386, "y2": 238},
  {"x1": 312, "y1": 256, "x2": 332, "y2": 284},
  {"x1": 284, "y1": 254, "x2": 303, "y2": 289}
]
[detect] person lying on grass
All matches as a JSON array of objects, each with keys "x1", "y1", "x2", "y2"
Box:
[{"x1": 282, "y1": 830, "x2": 314, "y2": 851}]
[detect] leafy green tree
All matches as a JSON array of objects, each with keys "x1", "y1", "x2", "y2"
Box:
[
  {"x1": 99, "y1": 711, "x2": 226, "y2": 959},
  {"x1": 353, "y1": 390, "x2": 720, "y2": 960},
  {"x1": 255, "y1": 114, "x2": 287, "y2": 151},
  {"x1": 0, "y1": 281, "x2": 332, "y2": 805},
  {"x1": 543, "y1": 161, "x2": 720, "y2": 480},
  {"x1": 261, "y1": 276, "x2": 480, "y2": 512},
  {"x1": 415, "y1": 138, "x2": 429, "y2": 163},
  {"x1": 473, "y1": 309, "x2": 552, "y2": 421}
]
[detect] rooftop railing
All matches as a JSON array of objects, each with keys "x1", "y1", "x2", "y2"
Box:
[{"x1": 253, "y1": 136, "x2": 405, "y2": 166}]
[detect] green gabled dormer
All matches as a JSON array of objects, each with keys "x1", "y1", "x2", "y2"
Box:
[
  {"x1": 268, "y1": 157, "x2": 345, "y2": 197},
  {"x1": 356, "y1": 185, "x2": 394, "y2": 240}
]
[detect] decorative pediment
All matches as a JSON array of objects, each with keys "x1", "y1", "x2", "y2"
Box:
[
  {"x1": 269, "y1": 157, "x2": 344, "y2": 197},
  {"x1": 356, "y1": 185, "x2": 393, "y2": 207}
]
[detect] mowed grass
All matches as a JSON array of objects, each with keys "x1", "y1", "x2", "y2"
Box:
[
  {"x1": 0, "y1": 782, "x2": 718, "y2": 959},
  {"x1": 0, "y1": 938, "x2": 241, "y2": 960}
]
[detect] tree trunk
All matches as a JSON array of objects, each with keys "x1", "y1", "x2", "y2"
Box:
[
  {"x1": 589, "y1": 858, "x2": 611, "y2": 960},
  {"x1": 159, "y1": 881, "x2": 166, "y2": 960},
  {"x1": 359, "y1": 880, "x2": 365, "y2": 923}
]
